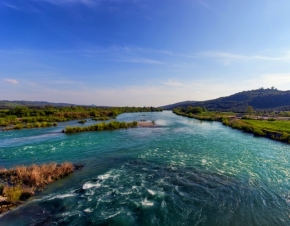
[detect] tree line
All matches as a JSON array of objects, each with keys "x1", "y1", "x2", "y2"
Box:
[{"x1": 0, "y1": 106, "x2": 162, "y2": 129}]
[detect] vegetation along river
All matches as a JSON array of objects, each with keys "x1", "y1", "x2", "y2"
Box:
[{"x1": 1, "y1": 111, "x2": 290, "y2": 225}]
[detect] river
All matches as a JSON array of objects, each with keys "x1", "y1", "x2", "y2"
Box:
[{"x1": 1, "y1": 111, "x2": 290, "y2": 225}]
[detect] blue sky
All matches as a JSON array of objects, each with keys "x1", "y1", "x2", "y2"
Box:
[{"x1": 1, "y1": 0, "x2": 290, "y2": 106}]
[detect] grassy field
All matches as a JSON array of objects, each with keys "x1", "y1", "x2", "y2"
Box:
[{"x1": 241, "y1": 119, "x2": 290, "y2": 133}]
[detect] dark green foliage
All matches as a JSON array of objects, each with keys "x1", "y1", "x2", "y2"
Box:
[
  {"x1": 8, "y1": 106, "x2": 30, "y2": 117},
  {"x1": 246, "y1": 106, "x2": 254, "y2": 115},
  {"x1": 78, "y1": 119, "x2": 87, "y2": 124},
  {"x1": 186, "y1": 106, "x2": 204, "y2": 114}
]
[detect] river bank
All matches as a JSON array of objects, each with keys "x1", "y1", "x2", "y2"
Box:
[
  {"x1": 173, "y1": 108, "x2": 290, "y2": 144},
  {"x1": 0, "y1": 162, "x2": 83, "y2": 214}
]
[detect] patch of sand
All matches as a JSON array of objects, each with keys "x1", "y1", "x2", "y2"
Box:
[{"x1": 137, "y1": 121, "x2": 155, "y2": 127}]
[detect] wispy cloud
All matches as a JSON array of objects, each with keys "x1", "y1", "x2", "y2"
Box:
[
  {"x1": 56, "y1": 45, "x2": 185, "y2": 64},
  {"x1": 162, "y1": 79, "x2": 189, "y2": 87},
  {"x1": 195, "y1": 0, "x2": 210, "y2": 10},
  {"x1": 40, "y1": 0, "x2": 96, "y2": 7},
  {"x1": 1, "y1": 2, "x2": 19, "y2": 10},
  {"x1": 72, "y1": 46, "x2": 193, "y2": 58},
  {"x1": 199, "y1": 51, "x2": 290, "y2": 65},
  {"x1": 38, "y1": 0, "x2": 143, "y2": 8},
  {"x1": 199, "y1": 50, "x2": 290, "y2": 61},
  {"x1": 115, "y1": 58, "x2": 164, "y2": 64},
  {"x1": 4, "y1": 79, "x2": 19, "y2": 84}
]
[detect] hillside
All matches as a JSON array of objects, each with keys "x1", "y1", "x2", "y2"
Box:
[
  {"x1": 159, "y1": 101, "x2": 199, "y2": 110},
  {"x1": 0, "y1": 100, "x2": 76, "y2": 109},
  {"x1": 161, "y1": 88, "x2": 290, "y2": 112}
]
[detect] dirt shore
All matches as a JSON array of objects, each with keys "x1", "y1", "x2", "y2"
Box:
[{"x1": 137, "y1": 121, "x2": 155, "y2": 127}]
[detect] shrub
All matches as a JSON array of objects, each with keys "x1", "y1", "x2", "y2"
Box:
[
  {"x1": 253, "y1": 128, "x2": 265, "y2": 136},
  {"x1": 3, "y1": 185, "x2": 23, "y2": 203},
  {"x1": 64, "y1": 121, "x2": 138, "y2": 133},
  {"x1": 222, "y1": 117, "x2": 229, "y2": 125},
  {"x1": 14, "y1": 124, "x2": 23, "y2": 130},
  {"x1": 281, "y1": 132, "x2": 290, "y2": 141}
]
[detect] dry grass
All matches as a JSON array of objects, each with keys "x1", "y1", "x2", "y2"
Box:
[
  {"x1": 0, "y1": 162, "x2": 75, "y2": 203},
  {"x1": 8, "y1": 162, "x2": 74, "y2": 189}
]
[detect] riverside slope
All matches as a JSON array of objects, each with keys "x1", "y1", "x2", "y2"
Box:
[{"x1": 161, "y1": 88, "x2": 290, "y2": 112}]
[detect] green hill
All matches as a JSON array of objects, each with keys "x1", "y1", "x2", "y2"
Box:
[
  {"x1": 0, "y1": 100, "x2": 76, "y2": 109},
  {"x1": 161, "y1": 88, "x2": 290, "y2": 112}
]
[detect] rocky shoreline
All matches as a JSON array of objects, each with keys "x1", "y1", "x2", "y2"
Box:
[{"x1": 0, "y1": 200, "x2": 19, "y2": 214}]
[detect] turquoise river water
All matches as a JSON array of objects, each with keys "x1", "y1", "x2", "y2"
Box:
[{"x1": 1, "y1": 111, "x2": 290, "y2": 225}]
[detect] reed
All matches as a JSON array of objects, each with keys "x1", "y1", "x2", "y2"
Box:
[{"x1": 0, "y1": 162, "x2": 76, "y2": 203}]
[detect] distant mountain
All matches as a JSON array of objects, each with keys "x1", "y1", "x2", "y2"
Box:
[
  {"x1": 160, "y1": 88, "x2": 290, "y2": 112},
  {"x1": 159, "y1": 101, "x2": 199, "y2": 110},
  {"x1": 0, "y1": 100, "x2": 76, "y2": 109}
]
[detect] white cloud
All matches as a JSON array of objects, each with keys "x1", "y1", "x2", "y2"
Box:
[
  {"x1": 195, "y1": 0, "x2": 210, "y2": 10},
  {"x1": 4, "y1": 79, "x2": 19, "y2": 84},
  {"x1": 115, "y1": 58, "x2": 164, "y2": 64},
  {"x1": 199, "y1": 51, "x2": 290, "y2": 65}
]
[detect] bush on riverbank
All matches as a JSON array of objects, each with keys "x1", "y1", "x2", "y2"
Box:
[
  {"x1": 64, "y1": 121, "x2": 138, "y2": 133},
  {"x1": 2, "y1": 121, "x2": 58, "y2": 131}
]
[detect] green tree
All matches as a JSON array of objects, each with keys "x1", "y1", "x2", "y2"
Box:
[
  {"x1": 246, "y1": 106, "x2": 254, "y2": 115},
  {"x1": 8, "y1": 107, "x2": 30, "y2": 117}
]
